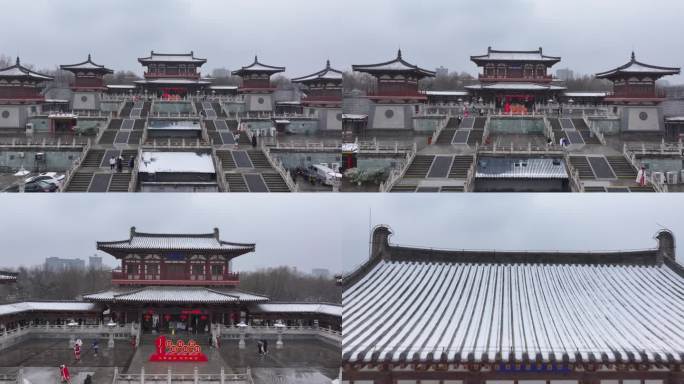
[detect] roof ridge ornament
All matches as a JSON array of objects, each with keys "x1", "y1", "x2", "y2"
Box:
[
  {"x1": 87, "y1": 53, "x2": 91, "y2": 61},
  {"x1": 397, "y1": 49, "x2": 402, "y2": 60},
  {"x1": 16, "y1": 57, "x2": 20, "y2": 66},
  {"x1": 326, "y1": 59, "x2": 331, "y2": 69},
  {"x1": 631, "y1": 51, "x2": 636, "y2": 61}
]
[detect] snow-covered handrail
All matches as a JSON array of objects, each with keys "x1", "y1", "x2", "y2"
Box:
[{"x1": 59, "y1": 138, "x2": 91, "y2": 192}]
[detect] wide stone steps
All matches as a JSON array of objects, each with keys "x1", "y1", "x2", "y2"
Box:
[
  {"x1": 448, "y1": 156, "x2": 473, "y2": 179},
  {"x1": 262, "y1": 173, "x2": 290, "y2": 192},
  {"x1": 65, "y1": 172, "x2": 93, "y2": 192},
  {"x1": 226, "y1": 173, "x2": 248, "y2": 192},
  {"x1": 446, "y1": 117, "x2": 458, "y2": 128},
  {"x1": 99, "y1": 130, "x2": 117, "y2": 145},
  {"x1": 238, "y1": 133, "x2": 251, "y2": 145},
  {"x1": 108, "y1": 119, "x2": 123, "y2": 131},
  {"x1": 467, "y1": 130, "x2": 484, "y2": 146},
  {"x1": 390, "y1": 185, "x2": 417, "y2": 192},
  {"x1": 120, "y1": 102, "x2": 133, "y2": 117},
  {"x1": 216, "y1": 150, "x2": 236, "y2": 169},
  {"x1": 473, "y1": 117, "x2": 487, "y2": 129},
  {"x1": 82, "y1": 149, "x2": 105, "y2": 168},
  {"x1": 580, "y1": 129, "x2": 601, "y2": 144},
  {"x1": 435, "y1": 129, "x2": 456, "y2": 145},
  {"x1": 606, "y1": 156, "x2": 637, "y2": 179},
  {"x1": 404, "y1": 155, "x2": 434, "y2": 178},
  {"x1": 569, "y1": 156, "x2": 595, "y2": 179},
  {"x1": 108, "y1": 173, "x2": 131, "y2": 192},
  {"x1": 141, "y1": 101, "x2": 151, "y2": 117},
  {"x1": 133, "y1": 119, "x2": 145, "y2": 131},
  {"x1": 212, "y1": 102, "x2": 226, "y2": 117},
  {"x1": 247, "y1": 150, "x2": 271, "y2": 168},
  {"x1": 128, "y1": 131, "x2": 142, "y2": 144}
]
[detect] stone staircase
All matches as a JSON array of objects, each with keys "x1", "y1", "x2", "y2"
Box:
[
  {"x1": 226, "y1": 173, "x2": 248, "y2": 192},
  {"x1": 404, "y1": 155, "x2": 435, "y2": 178},
  {"x1": 435, "y1": 128, "x2": 456, "y2": 145},
  {"x1": 216, "y1": 150, "x2": 236, "y2": 170},
  {"x1": 108, "y1": 173, "x2": 131, "y2": 192},
  {"x1": 467, "y1": 129, "x2": 484, "y2": 146},
  {"x1": 141, "y1": 101, "x2": 151, "y2": 117},
  {"x1": 212, "y1": 102, "x2": 226, "y2": 117},
  {"x1": 128, "y1": 130, "x2": 143, "y2": 144},
  {"x1": 448, "y1": 156, "x2": 473, "y2": 179},
  {"x1": 120, "y1": 102, "x2": 133, "y2": 117},
  {"x1": 572, "y1": 118, "x2": 600, "y2": 144},
  {"x1": 569, "y1": 156, "x2": 595, "y2": 179},
  {"x1": 390, "y1": 185, "x2": 417, "y2": 192},
  {"x1": 473, "y1": 117, "x2": 487, "y2": 129},
  {"x1": 247, "y1": 150, "x2": 271, "y2": 168},
  {"x1": 262, "y1": 173, "x2": 290, "y2": 192},
  {"x1": 237, "y1": 132, "x2": 251, "y2": 146},
  {"x1": 99, "y1": 130, "x2": 117, "y2": 145},
  {"x1": 82, "y1": 149, "x2": 105, "y2": 168},
  {"x1": 549, "y1": 118, "x2": 567, "y2": 143},
  {"x1": 606, "y1": 156, "x2": 637, "y2": 179},
  {"x1": 65, "y1": 172, "x2": 93, "y2": 192}
]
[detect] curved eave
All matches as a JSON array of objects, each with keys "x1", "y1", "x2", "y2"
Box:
[
  {"x1": 596, "y1": 59, "x2": 680, "y2": 79},
  {"x1": 352, "y1": 64, "x2": 436, "y2": 79},
  {"x1": 470, "y1": 56, "x2": 561, "y2": 66}
]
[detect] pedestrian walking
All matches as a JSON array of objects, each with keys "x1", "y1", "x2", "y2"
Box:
[
  {"x1": 59, "y1": 364, "x2": 71, "y2": 383},
  {"x1": 116, "y1": 156, "x2": 123, "y2": 173},
  {"x1": 251, "y1": 134, "x2": 257, "y2": 148},
  {"x1": 109, "y1": 156, "x2": 116, "y2": 170},
  {"x1": 128, "y1": 156, "x2": 135, "y2": 171},
  {"x1": 92, "y1": 340, "x2": 99, "y2": 357},
  {"x1": 73, "y1": 342, "x2": 81, "y2": 362}
]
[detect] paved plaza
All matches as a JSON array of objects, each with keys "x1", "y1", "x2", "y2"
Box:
[{"x1": 0, "y1": 336, "x2": 339, "y2": 383}]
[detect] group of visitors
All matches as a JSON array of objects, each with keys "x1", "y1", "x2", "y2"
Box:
[{"x1": 109, "y1": 155, "x2": 136, "y2": 172}]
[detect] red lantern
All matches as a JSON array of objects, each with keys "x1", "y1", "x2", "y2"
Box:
[
  {"x1": 164, "y1": 314, "x2": 171, "y2": 321},
  {"x1": 180, "y1": 315, "x2": 187, "y2": 321},
  {"x1": 144, "y1": 315, "x2": 151, "y2": 321},
  {"x1": 200, "y1": 315, "x2": 207, "y2": 321}
]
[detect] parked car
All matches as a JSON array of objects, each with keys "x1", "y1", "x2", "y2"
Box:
[
  {"x1": 24, "y1": 172, "x2": 65, "y2": 187},
  {"x1": 24, "y1": 180, "x2": 59, "y2": 192}
]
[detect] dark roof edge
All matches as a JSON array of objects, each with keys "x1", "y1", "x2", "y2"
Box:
[{"x1": 343, "y1": 226, "x2": 679, "y2": 288}]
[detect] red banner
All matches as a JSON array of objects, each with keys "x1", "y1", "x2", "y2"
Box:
[{"x1": 149, "y1": 336, "x2": 208, "y2": 362}]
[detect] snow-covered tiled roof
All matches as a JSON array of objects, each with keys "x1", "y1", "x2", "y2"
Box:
[
  {"x1": 134, "y1": 79, "x2": 211, "y2": 85},
  {"x1": 97, "y1": 226, "x2": 255, "y2": 254},
  {"x1": 476, "y1": 157, "x2": 568, "y2": 179},
  {"x1": 596, "y1": 52, "x2": 680, "y2": 79},
  {"x1": 232, "y1": 56, "x2": 285, "y2": 76},
  {"x1": 353, "y1": 50, "x2": 435, "y2": 78},
  {"x1": 562, "y1": 92, "x2": 607, "y2": 98},
  {"x1": 60, "y1": 54, "x2": 113, "y2": 73},
  {"x1": 84, "y1": 286, "x2": 268, "y2": 304},
  {"x1": 138, "y1": 151, "x2": 215, "y2": 174},
  {"x1": 106, "y1": 84, "x2": 136, "y2": 89},
  {"x1": 343, "y1": 226, "x2": 683, "y2": 365},
  {"x1": 423, "y1": 90, "x2": 470, "y2": 97},
  {"x1": 0, "y1": 302, "x2": 98, "y2": 317},
  {"x1": 471, "y1": 47, "x2": 561, "y2": 64},
  {"x1": 138, "y1": 51, "x2": 207, "y2": 65},
  {"x1": 465, "y1": 83, "x2": 566, "y2": 91},
  {"x1": 209, "y1": 85, "x2": 239, "y2": 90},
  {"x1": 292, "y1": 60, "x2": 344, "y2": 83},
  {"x1": 252, "y1": 303, "x2": 342, "y2": 317},
  {"x1": 0, "y1": 57, "x2": 54, "y2": 81}
]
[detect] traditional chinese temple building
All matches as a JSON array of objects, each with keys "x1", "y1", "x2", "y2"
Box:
[
  {"x1": 84, "y1": 227, "x2": 265, "y2": 333},
  {"x1": 596, "y1": 52, "x2": 680, "y2": 133},
  {"x1": 232, "y1": 56, "x2": 285, "y2": 113},
  {"x1": 466, "y1": 47, "x2": 565, "y2": 113},
  {"x1": 0, "y1": 57, "x2": 53, "y2": 130},
  {"x1": 60, "y1": 54, "x2": 114, "y2": 111},
  {"x1": 342, "y1": 225, "x2": 684, "y2": 383},
  {"x1": 352, "y1": 50, "x2": 435, "y2": 130},
  {"x1": 135, "y1": 51, "x2": 210, "y2": 99},
  {"x1": 292, "y1": 60, "x2": 344, "y2": 131}
]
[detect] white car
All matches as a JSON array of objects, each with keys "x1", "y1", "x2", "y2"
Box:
[{"x1": 24, "y1": 172, "x2": 65, "y2": 187}]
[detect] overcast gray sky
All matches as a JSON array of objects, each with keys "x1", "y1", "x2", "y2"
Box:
[
  {"x1": 0, "y1": 195, "x2": 682, "y2": 274},
  {"x1": 341, "y1": 194, "x2": 684, "y2": 270},
  {"x1": 3, "y1": 0, "x2": 682, "y2": 83}
]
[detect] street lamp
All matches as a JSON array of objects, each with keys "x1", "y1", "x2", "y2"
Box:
[
  {"x1": 274, "y1": 321, "x2": 285, "y2": 349},
  {"x1": 67, "y1": 320, "x2": 78, "y2": 348},
  {"x1": 13, "y1": 168, "x2": 29, "y2": 193},
  {"x1": 107, "y1": 320, "x2": 117, "y2": 349},
  {"x1": 237, "y1": 321, "x2": 247, "y2": 349}
]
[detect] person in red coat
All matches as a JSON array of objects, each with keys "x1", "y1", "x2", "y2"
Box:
[
  {"x1": 73, "y1": 343, "x2": 81, "y2": 362},
  {"x1": 59, "y1": 364, "x2": 71, "y2": 383}
]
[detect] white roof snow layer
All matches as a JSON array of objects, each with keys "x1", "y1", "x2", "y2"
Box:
[
  {"x1": 140, "y1": 151, "x2": 215, "y2": 174},
  {"x1": 343, "y1": 260, "x2": 684, "y2": 364}
]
